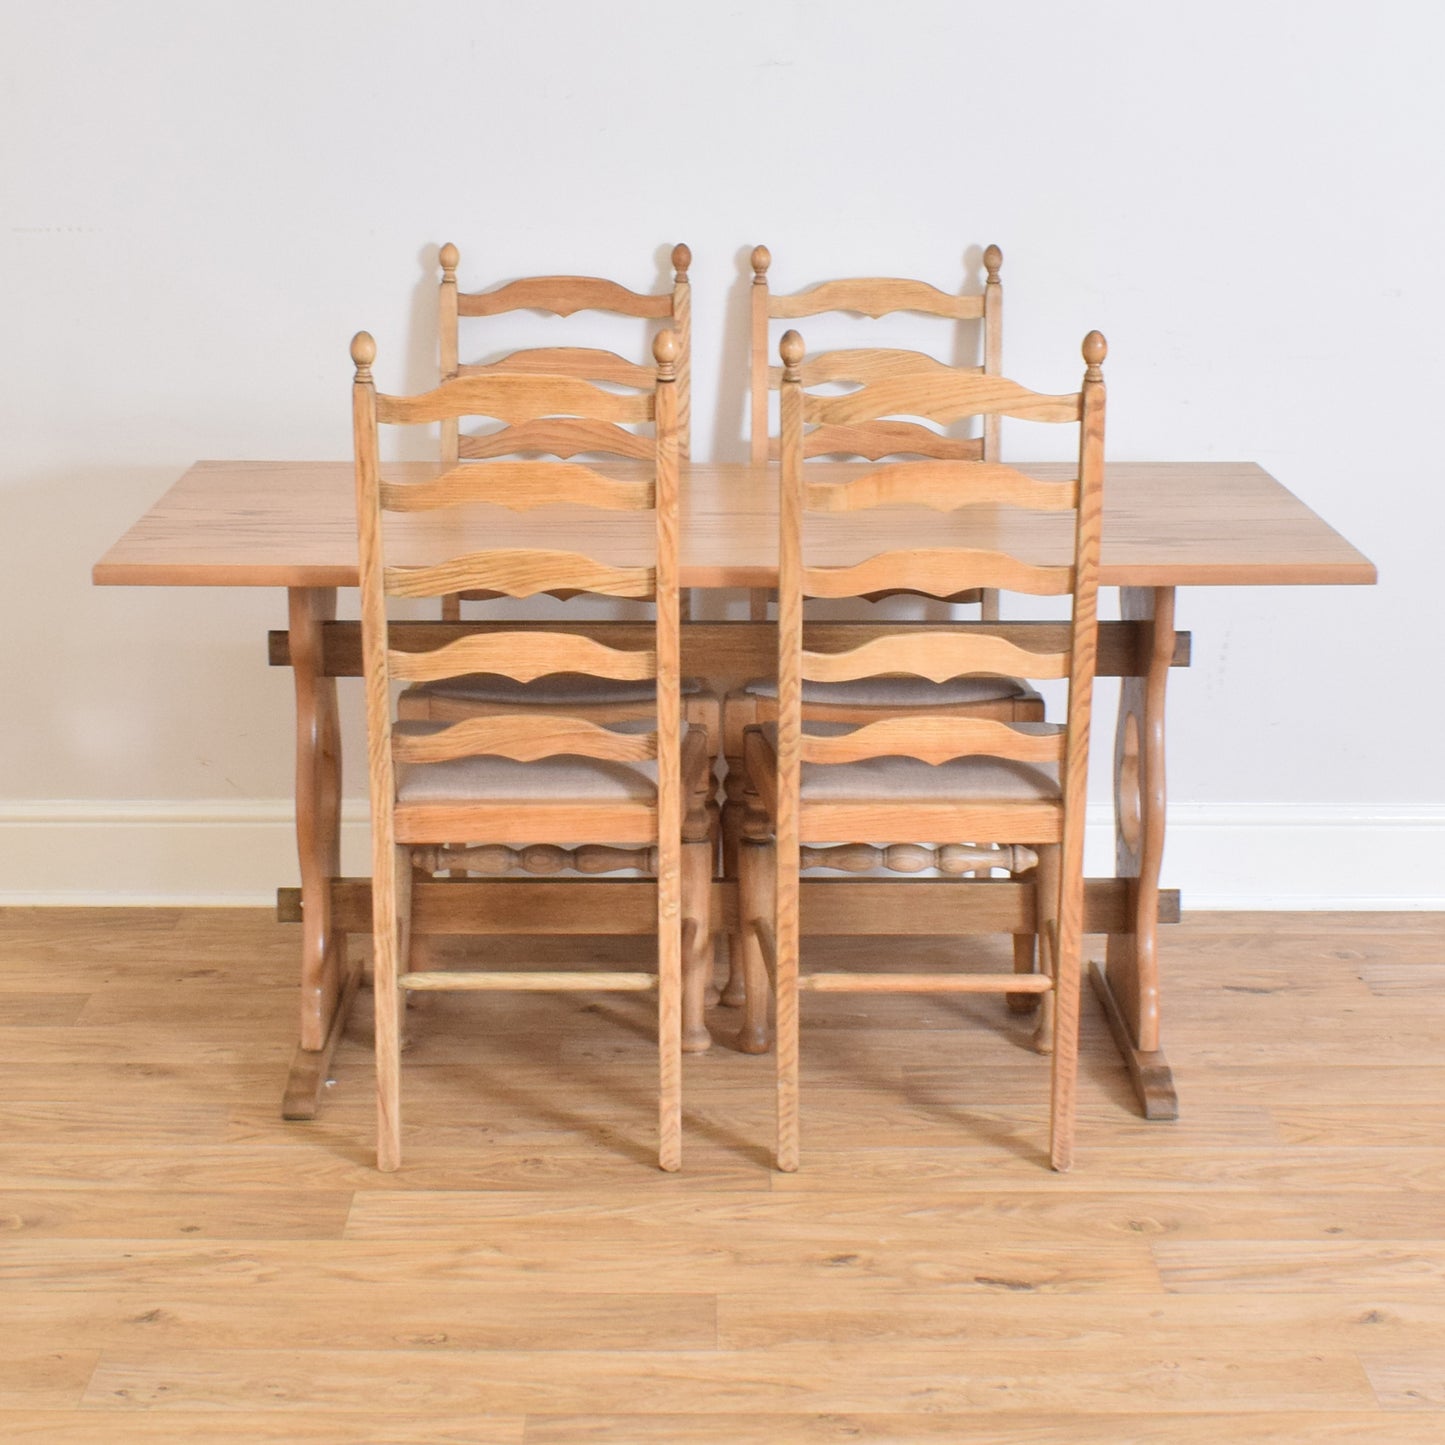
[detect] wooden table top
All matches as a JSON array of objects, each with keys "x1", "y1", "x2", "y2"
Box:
[{"x1": 93, "y1": 459, "x2": 1377, "y2": 590}]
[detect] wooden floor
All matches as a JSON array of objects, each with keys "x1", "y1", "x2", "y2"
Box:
[{"x1": 1, "y1": 909, "x2": 1444, "y2": 1442}]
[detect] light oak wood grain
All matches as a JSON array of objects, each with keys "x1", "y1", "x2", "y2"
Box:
[
  {"x1": 381, "y1": 461, "x2": 652, "y2": 513},
  {"x1": 377, "y1": 374, "x2": 652, "y2": 427},
  {"x1": 802, "y1": 632, "x2": 1069, "y2": 683},
  {"x1": 387, "y1": 631, "x2": 655, "y2": 684},
  {"x1": 0, "y1": 1352, "x2": 100, "y2": 1410},
  {"x1": 392, "y1": 714, "x2": 656, "y2": 765},
  {"x1": 459, "y1": 345, "x2": 654, "y2": 388},
  {"x1": 458, "y1": 274, "x2": 674, "y2": 320},
  {"x1": 805, "y1": 459, "x2": 1076, "y2": 512},
  {"x1": 801, "y1": 548, "x2": 1072, "y2": 599},
  {"x1": 798, "y1": 715, "x2": 1063, "y2": 766},
  {"x1": 93, "y1": 459, "x2": 1379, "y2": 591},
  {"x1": 457, "y1": 417, "x2": 655, "y2": 461}
]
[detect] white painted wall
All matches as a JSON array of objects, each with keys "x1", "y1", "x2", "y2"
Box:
[{"x1": 1, "y1": 0, "x2": 1440, "y2": 906}]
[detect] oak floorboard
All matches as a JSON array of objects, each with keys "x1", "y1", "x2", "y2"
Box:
[
  {"x1": 1170, "y1": 911, "x2": 1443, "y2": 935},
  {"x1": 0, "y1": 906, "x2": 1442, "y2": 1438},
  {"x1": 1271, "y1": 1104, "x2": 1445, "y2": 1148},
  {"x1": 0, "y1": 1101, "x2": 230, "y2": 1146},
  {"x1": 766, "y1": 1146, "x2": 1445, "y2": 1193},
  {"x1": 1173, "y1": 1063, "x2": 1445, "y2": 1105},
  {"x1": 0, "y1": 1060, "x2": 281, "y2": 1104},
  {"x1": 0, "y1": 1353, "x2": 100, "y2": 1409},
  {"x1": 521, "y1": 1413, "x2": 1445, "y2": 1443},
  {"x1": 342, "y1": 1186, "x2": 1445, "y2": 1245},
  {"x1": 0, "y1": 1414, "x2": 524, "y2": 1444},
  {"x1": 79, "y1": 1345, "x2": 1376, "y2": 1413},
  {"x1": 715, "y1": 1291, "x2": 1445, "y2": 1352},
  {"x1": 0, "y1": 1288, "x2": 717, "y2": 1352},
  {"x1": 0, "y1": 995, "x2": 91, "y2": 1025},
  {"x1": 0, "y1": 1189, "x2": 353, "y2": 1239},
  {"x1": 1153, "y1": 1240, "x2": 1445, "y2": 1293},
  {"x1": 1361, "y1": 1353, "x2": 1445, "y2": 1409},
  {"x1": 0, "y1": 1237, "x2": 1162, "y2": 1295},
  {"x1": 0, "y1": 1026, "x2": 286, "y2": 1066},
  {"x1": 0, "y1": 1143, "x2": 771, "y2": 1193}
]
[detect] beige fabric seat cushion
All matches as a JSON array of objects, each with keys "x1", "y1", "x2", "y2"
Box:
[
  {"x1": 744, "y1": 675, "x2": 1034, "y2": 708},
  {"x1": 394, "y1": 718, "x2": 669, "y2": 804},
  {"x1": 801, "y1": 753, "x2": 1058, "y2": 803},
  {"x1": 408, "y1": 673, "x2": 704, "y2": 708}
]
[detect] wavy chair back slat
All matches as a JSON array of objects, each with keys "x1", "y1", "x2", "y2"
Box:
[
  {"x1": 768, "y1": 276, "x2": 985, "y2": 322},
  {"x1": 459, "y1": 347, "x2": 656, "y2": 389},
  {"x1": 768, "y1": 347, "x2": 981, "y2": 390},
  {"x1": 458, "y1": 274, "x2": 675, "y2": 320},
  {"x1": 803, "y1": 373, "x2": 1082, "y2": 428},
  {"x1": 799, "y1": 716, "x2": 1065, "y2": 767},
  {"x1": 384, "y1": 550, "x2": 655, "y2": 602},
  {"x1": 803, "y1": 461, "x2": 1077, "y2": 514},
  {"x1": 786, "y1": 421, "x2": 984, "y2": 464},
  {"x1": 380, "y1": 461, "x2": 652, "y2": 514},
  {"x1": 801, "y1": 631, "x2": 1071, "y2": 687},
  {"x1": 456, "y1": 417, "x2": 657, "y2": 462},
  {"x1": 393, "y1": 714, "x2": 657, "y2": 767},
  {"x1": 378, "y1": 373, "x2": 654, "y2": 428},
  {"x1": 388, "y1": 632, "x2": 655, "y2": 685},
  {"x1": 800, "y1": 550, "x2": 1071, "y2": 602}
]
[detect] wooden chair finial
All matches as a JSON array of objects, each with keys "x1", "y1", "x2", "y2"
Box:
[
  {"x1": 351, "y1": 331, "x2": 376, "y2": 381},
  {"x1": 984, "y1": 244, "x2": 1003, "y2": 282},
  {"x1": 1082, "y1": 330, "x2": 1107, "y2": 381},
  {"x1": 671, "y1": 243, "x2": 691, "y2": 282},
  {"x1": 439, "y1": 243, "x2": 459, "y2": 279},
  {"x1": 751, "y1": 245, "x2": 772, "y2": 282},
  {"x1": 779, "y1": 328, "x2": 804, "y2": 379},
  {"x1": 654, "y1": 327, "x2": 678, "y2": 378}
]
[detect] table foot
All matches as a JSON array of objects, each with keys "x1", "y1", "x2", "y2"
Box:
[
  {"x1": 282, "y1": 956, "x2": 361, "y2": 1120},
  {"x1": 1089, "y1": 959, "x2": 1178, "y2": 1121}
]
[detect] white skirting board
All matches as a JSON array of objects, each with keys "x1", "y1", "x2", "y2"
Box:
[{"x1": 0, "y1": 800, "x2": 1441, "y2": 910}]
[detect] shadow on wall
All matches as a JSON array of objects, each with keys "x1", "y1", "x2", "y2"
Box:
[{"x1": 17, "y1": 463, "x2": 294, "y2": 800}]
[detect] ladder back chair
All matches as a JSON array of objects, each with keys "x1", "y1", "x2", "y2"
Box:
[
  {"x1": 403, "y1": 246, "x2": 721, "y2": 1000},
  {"x1": 409, "y1": 242, "x2": 710, "y2": 716},
  {"x1": 436, "y1": 240, "x2": 693, "y2": 614},
  {"x1": 722, "y1": 246, "x2": 1042, "y2": 1025},
  {"x1": 352, "y1": 329, "x2": 711, "y2": 1172},
  {"x1": 737, "y1": 327, "x2": 1107, "y2": 1171}
]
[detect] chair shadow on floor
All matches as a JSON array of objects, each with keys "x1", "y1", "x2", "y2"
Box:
[{"x1": 322, "y1": 931, "x2": 1137, "y2": 1170}]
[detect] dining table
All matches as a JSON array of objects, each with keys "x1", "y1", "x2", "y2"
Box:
[{"x1": 93, "y1": 458, "x2": 1377, "y2": 1124}]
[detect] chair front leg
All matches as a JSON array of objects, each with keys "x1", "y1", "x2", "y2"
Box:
[
  {"x1": 1048, "y1": 835, "x2": 1084, "y2": 1174},
  {"x1": 719, "y1": 760, "x2": 749, "y2": 1006},
  {"x1": 374, "y1": 843, "x2": 413, "y2": 1173},
  {"x1": 681, "y1": 803, "x2": 715, "y2": 1054},
  {"x1": 735, "y1": 800, "x2": 775, "y2": 1056},
  {"x1": 1031, "y1": 843, "x2": 1062, "y2": 1055}
]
